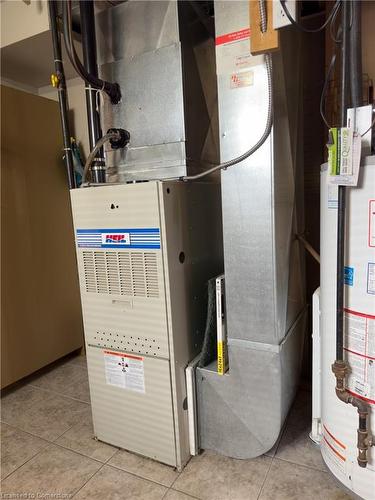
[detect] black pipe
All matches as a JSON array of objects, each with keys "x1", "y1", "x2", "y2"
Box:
[
  {"x1": 62, "y1": 0, "x2": 120, "y2": 105},
  {"x1": 350, "y1": 1, "x2": 363, "y2": 108},
  {"x1": 48, "y1": 0, "x2": 76, "y2": 189},
  {"x1": 335, "y1": 1, "x2": 350, "y2": 362},
  {"x1": 79, "y1": 0, "x2": 106, "y2": 184}
]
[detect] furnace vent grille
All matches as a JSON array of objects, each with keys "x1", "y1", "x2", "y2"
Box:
[
  {"x1": 82, "y1": 250, "x2": 159, "y2": 298},
  {"x1": 92, "y1": 331, "x2": 162, "y2": 357}
]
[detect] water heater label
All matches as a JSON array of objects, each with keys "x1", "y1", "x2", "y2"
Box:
[
  {"x1": 344, "y1": 309, "x2": 375, "y2": 404},
  {"x1": 369, "y1": 200, "x2": 375, "y2": 247},
  {"x1": 104, "y1": 350, "x2": 145, "y2": 393},
  {"x1": 368, "y1": 263, "x2": 375, "y2": 295},
  {"x1": 76, "y1": 228, "x2": 160, "y2": 249}
]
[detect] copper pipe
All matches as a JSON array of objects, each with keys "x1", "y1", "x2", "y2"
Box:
[{"x1": 332, "y1": 360, "x2": 373, "y2": 467}]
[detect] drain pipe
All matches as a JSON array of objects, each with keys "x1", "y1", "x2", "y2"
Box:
[
  {"x1": 48, "y1": 0, "x2": 76, "y2": 189},
  {"x1": 79, "y1": 0, "x2": 106, "y2": 184},
  {"x1": 331, "y1": 0, "x2": 373, "y2": 468},
  {"x1": 349, "y1": 1, "x2": 363, "y2": 107}
]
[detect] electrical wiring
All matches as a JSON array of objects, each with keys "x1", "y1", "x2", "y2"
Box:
[
  {"x1": 178, "y1": 0, "x2": 272, "y2": 182},
  {"x1": 320, "y1": 54, "x2": 337, "y2": 130},
  {"x1": 329, "y1": 1, "x2": 342, "y2": 43},
  {"x1": 180, "y1": 55, "x2": 273, "y2": 181},
  {"x1": 280, "y1": 0, "x2": 341, "y2": 33},
  {"x1": 360, "y1": 116, "x2": 375, "y2": 137}
]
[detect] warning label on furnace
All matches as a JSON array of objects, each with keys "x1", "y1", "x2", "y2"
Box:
[
  {"x1": 104, "y1": 351, "x2": 145, "y2": 393},
  {"x1": 344, "y1": 310, "x2": 375, "y2": 404}
]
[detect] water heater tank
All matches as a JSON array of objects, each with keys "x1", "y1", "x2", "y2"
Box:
[{"x1": 320, "y1": 158, "x2": 375, "y2": 499}]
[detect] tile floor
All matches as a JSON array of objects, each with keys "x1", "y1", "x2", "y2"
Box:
[{"x1": 0, "y1": 353, "x2": 350, "y2": 499}]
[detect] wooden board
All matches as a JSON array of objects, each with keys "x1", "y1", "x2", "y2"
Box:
[
  {"x1": 1, "y1": 85, "x2": 84, "y2": 388},
  {"x1": 249, "y1": 0, "x2": 279, "y2": 55}
]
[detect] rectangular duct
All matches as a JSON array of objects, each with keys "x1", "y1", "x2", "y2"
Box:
[{"x1": 96, "y1": 0, "x2": 219, "y2": 182}]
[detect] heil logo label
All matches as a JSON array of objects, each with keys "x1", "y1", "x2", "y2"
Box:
[{"x1": 101, "y1": 232, "x2": 130, "y2": 245}]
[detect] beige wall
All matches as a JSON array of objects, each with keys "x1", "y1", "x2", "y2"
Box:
[
  {"x1": 362, "y1": 1, "x2": 375, "y2": 82},
  {"x1": 0, "y1": 0, "x2": 49, "y2": 48},
  {"x1": 39, "y1": 78, "x2": 90, "y2": 158}
]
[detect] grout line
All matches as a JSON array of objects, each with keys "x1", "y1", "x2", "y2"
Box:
[
  {"x1": 105, "y1": 462, "x2": 178, "y2": 490},
  {"x1": 1, "y1": 418, "x2": 84, "y2": 446},
  {"x1": 50, "y1": 441, "x2": 112, "y2": 465},
  {"x1": 27, "y1": 383, "x2": 91, "y2": 405},
  {"x1": 272, "y1": 456, "x2": 328, "y2": 474},
  {"x1": 168, "y1": 471, "x2": 181, "y2": 489},
  {"x1": 1, "y1": 420, "x2": 56, "y2": 445},
  {"x1": 161, "y1": 486, "x2": 200, "y2": 500},
  {"x1": 71, "y1": 462, "x2": 106, "y2": 498},
  {"x1": 161, "y1": 487, "x2": 171, "y2": 499},
  {"x1": 0, "y1": 420, "x2": 106, "y2": 465},
  {"x1": 256, "y1": 455, "x2": 274, "y2": 500},
  {"x1": 0, "y1": 438, "x2": 51, "y2": 481},
  {"x1": 168, "y1": 485, "x2": 201, "y2": 500}
]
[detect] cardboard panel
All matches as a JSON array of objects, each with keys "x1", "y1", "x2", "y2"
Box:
[{"x1": 1, "y1": 85, "x2": 83, "y2": 388}]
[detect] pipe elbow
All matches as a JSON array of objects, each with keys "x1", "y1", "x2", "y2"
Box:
[{"x1": 335, "y1": 387, "x2": 351, "y2": 404}]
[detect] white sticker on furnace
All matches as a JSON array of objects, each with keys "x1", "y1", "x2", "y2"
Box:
[
  {"x1": 230, "y1": 70, "x2": 254, "y2": 89},
  {"x1": 104, "y1": 351, "x2": 145, "y2": 393}
]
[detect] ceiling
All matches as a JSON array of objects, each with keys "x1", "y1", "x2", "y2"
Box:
[{"x1": 1, "y1": 29, "x2": 82, "y2": 90}]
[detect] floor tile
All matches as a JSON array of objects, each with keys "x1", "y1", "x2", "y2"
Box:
[
  {"x1": 1, "y1": 385, "x2": 48, "y2": 421},
  {"x1": 0, "y1": 423, "x2": 49, "y2": 479},
  {"x1": 164, "y1": 490, "x2": 198, "y2": 500},
  {"x1": 259, "y1": 458, "x2": 350, "y2": 500},
  {"x1": 30, "y1": 356, "x2": 90, "y2": 403},
  {"x1": 276, "y1": 423, "x2": 326, "y2": 471},
  {"x1": 108, "y1": 448, "x2": 179, "y2": 487},
  {"x1": 55, "y1": 413, "x2": 118, "y2": 463},
  {"x1": 70, "y1": 353, "x2": 88, "y2": 367},
  {"x1": 74, "y1": 464, "x2": 167, "y2": 499},
  {"x1": 0, "y1": 444, "x2": 102, "y2": 497},
  {"x1": 1, "y1": 385, "x2": 90, "y2": 441},
  {"x1": 173, "y1": 450, "x2": 272, "y2": 500}
]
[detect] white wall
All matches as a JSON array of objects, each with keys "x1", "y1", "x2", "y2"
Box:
[
  {"x1": 38, "y1": 78, "x2": 90, "y2": 158},
  {"x1": 362, "y1": 1, "x2": 375, "y2": 82},
  {"x1": 0, "y1": 0, "x2": 49, "y2": 48}
]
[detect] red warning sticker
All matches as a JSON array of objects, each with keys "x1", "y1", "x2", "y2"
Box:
[
  {"x1": 215, "y1": 28, "x2": 251, "y2": 46},
  {"x1": 103, "y1": 350, "x2": 145, "y2": 393},
  {"x1": 344, "y1": 309, "x2": 375, "y2": 404}
]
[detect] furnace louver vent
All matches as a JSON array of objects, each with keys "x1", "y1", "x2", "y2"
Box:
[
  {"x1": 82, "y1": 250, "x2": 159, "y2": 298},
  {"x1": 92, "y1": 331, "x2": 162, "y2": 357}
]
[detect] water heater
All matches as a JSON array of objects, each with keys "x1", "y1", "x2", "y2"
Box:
[{"x1": 319, "y1": 158, "x2": 375, "y2": 499}]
